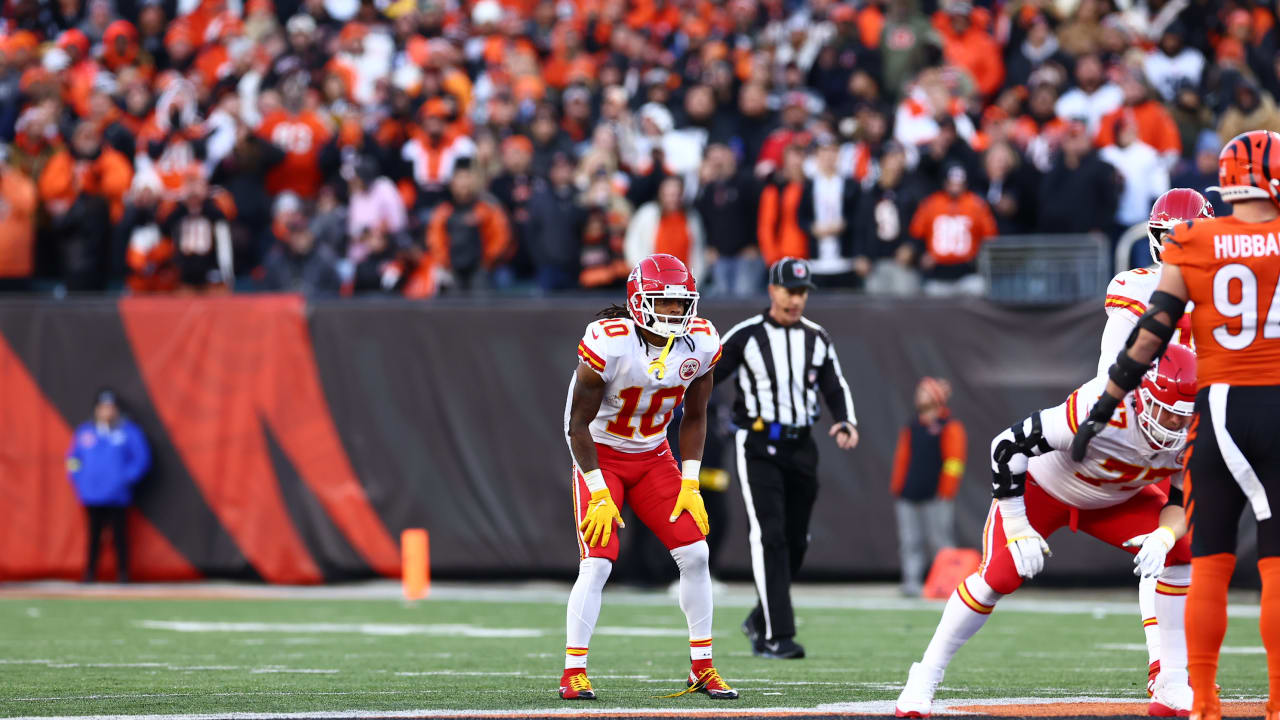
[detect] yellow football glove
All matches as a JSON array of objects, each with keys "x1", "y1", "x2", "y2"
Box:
[
  {"x1": 579, "y1": 489, "x2": 624, "y2": 548},
  {"x1": 670, "y1": 478, "x2": 710, "y2": 535}
]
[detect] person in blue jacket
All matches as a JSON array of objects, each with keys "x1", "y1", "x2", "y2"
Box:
[{"x1": 66, "y1": 389, "x2": 151, "y2": 583}]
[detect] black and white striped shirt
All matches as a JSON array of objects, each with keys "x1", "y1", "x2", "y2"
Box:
[{"x1": 713, "y1": 312, "x2": 857, "y2": 429}]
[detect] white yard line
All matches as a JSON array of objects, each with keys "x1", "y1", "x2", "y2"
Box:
[
  {"x1": 1097, "y1": 642, "x2": 1266, "y2": 654},
  {"x1": 1, "y1": 696, "x2": 1270, "y2": 720}
]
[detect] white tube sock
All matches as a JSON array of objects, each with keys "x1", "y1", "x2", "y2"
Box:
[
  {"x1": 1139, "y1": 574, "x2": 1161, "y2": 666},
  {"x1": 671, "y1": 541, "x2": 714, "y2": 658},
  {"x1": 921, "y1": 574, "x2": 1002, "y2": 671},
  {"x1": 565, "y1": 557, "x2": 612, "y2": 670},
  {"x1": 1155, "y1": 564, "x2": 1191, "y2": 684}
]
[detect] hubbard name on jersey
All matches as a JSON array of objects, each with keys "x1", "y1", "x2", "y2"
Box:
[
  {"x1": 1100, "y1": 267, "x2": 1193, "y2": 377},
  {"x1": 569, "y1": 316, "x2": 722, "y2": 453},
  {"x1": 1012, "y1": 376, "x2": 1184, "y2": 510}
]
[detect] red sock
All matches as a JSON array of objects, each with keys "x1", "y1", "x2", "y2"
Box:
[
  {"x1": 1259, "y1": 557, "x2": 1280, "y2": 712},
  {"x1": 1187, "y1": 554, "x2": 1235, "y2": 715}
]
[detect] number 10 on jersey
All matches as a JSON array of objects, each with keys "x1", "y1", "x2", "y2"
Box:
[{"x1": 605, "y1": 386, "x2": 686, "y2": 439}]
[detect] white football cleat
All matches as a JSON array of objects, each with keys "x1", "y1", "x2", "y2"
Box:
[
  {"x1": 1149, "y1": 673, "x2": 1193, "y2": 717},
  {"x1": 895, "y1": 662, "x2": 944, "y2": 718}
]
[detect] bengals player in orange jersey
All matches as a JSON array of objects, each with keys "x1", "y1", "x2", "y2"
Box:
[{"x1": 1075, "y1": 130, "x2": 1280, "y2": 720}]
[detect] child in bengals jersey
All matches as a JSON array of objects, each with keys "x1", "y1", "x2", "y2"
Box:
[
  {"x1": 1099, "y1": 187, "x2": 1212, "y2": 697},
  {"x1": 1078, "y1": 130, "x2": 1280, "y2": 720},
  {"x1": 897, "y1": 345, "x2": 1198, "y2": 718},
  {"x1": 560, "y1": 253, "x2": 736, "y2": 701}
]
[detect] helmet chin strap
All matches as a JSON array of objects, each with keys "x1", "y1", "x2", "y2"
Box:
[{"x1": 648, "y1": 334, "x2": 676, "y2": 379}]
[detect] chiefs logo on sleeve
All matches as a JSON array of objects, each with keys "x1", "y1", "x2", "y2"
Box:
[{"x1": 679, "y1": 358, "x2": 700, "y2": 381}]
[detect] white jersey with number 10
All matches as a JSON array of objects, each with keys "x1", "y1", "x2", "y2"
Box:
[{"x1": 565, "y1": 317, "x2": 722, "y2": 453}]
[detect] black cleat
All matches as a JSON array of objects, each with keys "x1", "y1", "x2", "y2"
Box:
[{"x1": 759, "y1": 638, "x2": 806, "y2": 659}]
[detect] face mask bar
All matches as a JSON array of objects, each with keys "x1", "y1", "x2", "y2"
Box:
[
  {"x1": 632, "y1": 290, "x2": 698, "y2": 338},
  {"x1": 1137, "y1": 385, "x2": 1194, "y2": 451}
]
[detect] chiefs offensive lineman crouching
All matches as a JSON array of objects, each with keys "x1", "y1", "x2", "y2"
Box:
[
  {"x1": 896, "y1": 344, "x2": 1199, "y2": 717},
  {"x1": 560, "y1": 254, "x2": 737, "y2": 701}
]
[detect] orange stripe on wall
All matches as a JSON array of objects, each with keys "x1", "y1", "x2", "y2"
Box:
[
  {"x1": 0, "y1": 335, "x2": 201, "y2": 581},
  {"x1": 118, "y1": 296, "x2": 399, "y2": 583}
]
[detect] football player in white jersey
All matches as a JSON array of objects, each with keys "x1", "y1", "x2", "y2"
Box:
[
  {"x1": 895, "y1": 345, "x2": 1198, "y2": 718},
  {"x1": 1099, "y1": 188, "x2": 1212, "y2": 698},
  {"x1": 560, "y1": 253, "x2": 736, "y2": 701}
]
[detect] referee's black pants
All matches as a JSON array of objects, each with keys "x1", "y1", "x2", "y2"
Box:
[{"x1": 735, "y1": 429, "x2": 818, "y2": 642}]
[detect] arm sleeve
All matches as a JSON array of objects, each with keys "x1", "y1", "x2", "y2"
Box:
[
  {"x1": 890, "y1": 426, "x2": 910, "y2": 497},
  {"x1": 937, "y1": 420, "x2": 967, "y2": 499},
  {"x1": 817, "y1": 335, "x2": 857, "y2": 425},
  {"x1": 1099, "y1": 274, "x2": 1145, "y2": 376}
]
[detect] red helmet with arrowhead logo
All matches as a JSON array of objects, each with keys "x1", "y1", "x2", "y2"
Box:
[
  {"x1": 1134, "y1": 344, "x2": 1197, "y2": 451},
  {"x1": 1147, "y1": 188, "x2": 1213, "y2": 265},
  {"x1": 626, "y1": 254, "x2": 699, "y2": 337}
]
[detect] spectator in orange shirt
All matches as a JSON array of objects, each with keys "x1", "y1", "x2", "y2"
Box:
[
  {"x1": 39, "y1": 121, "x2": 134, "y2": 291},
  {"x1": 426, "y1": 163, "x2": 511, "y2": 293},
  {"x1": 909, "y1": 164, "x2": 996, "y2": 297},
  {"x1": 1094, "y1": 71, "x2": 1181, "y2": 170},
  {"x1": 890, "y1": 376, "x2": 966, "y2": 597},
  {"x1": 257, "y1": 71, "x2": 331, "y2": 200},
  {"x1": 624, "y1": 175, "x2": 706, "y2": 282},
  {"x1": 0, "y1": 158, "x2": 38, "y2": 291},
  {"x1": 758, "y1": 144, "x2": 810, "y2": 266},
  {"x1": 935, "y1": 0, "x2": 1003, "y2": 99}
]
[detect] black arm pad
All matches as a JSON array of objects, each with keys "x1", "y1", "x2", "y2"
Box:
[
  {"x1": 991, "y1": 467, "x2": 1026, "y2": 499},
  {"x1": 1166, "y1": 485, "x2": 1184, "y2": 508},
  {"x1": 1108, "y1": 350, "x2": 1151, "y2": 392},
  {"x1": 1148, "y1": 290, "x2": 1186, "y2": 326}
]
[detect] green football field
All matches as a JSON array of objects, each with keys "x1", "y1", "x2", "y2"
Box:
[{"x1": 0, "y1": 582, "x2": 1269, "y2": 718}]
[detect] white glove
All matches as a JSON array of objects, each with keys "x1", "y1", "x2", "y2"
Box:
[
  {"x1": 999, "y1": 498, "x2": 1051, "y2": 579},
  {"x1": 1123, "y1": 526, "x2": 1176, "y2": 578}
]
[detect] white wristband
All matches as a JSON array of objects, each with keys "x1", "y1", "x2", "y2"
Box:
[
  {"x1": 581, "y1": 469, "x2": 607, "y2": 494},
  {"x1": 681, "y1": 460, "x2": 701, "y2": 482}
]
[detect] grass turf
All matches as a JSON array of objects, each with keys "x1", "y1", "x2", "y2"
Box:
[{"x1": 0, "y1": 587, "x2": 1268, "y2": 717}]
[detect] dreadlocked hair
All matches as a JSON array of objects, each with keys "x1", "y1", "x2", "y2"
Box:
[{"x1": 596, "y1": 304, "x2": 630, "y2": 320}]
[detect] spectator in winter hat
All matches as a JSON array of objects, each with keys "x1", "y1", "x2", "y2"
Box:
[
  {"x1": 67, "y1": 388, "x2": 151, "y2": 583},
  {"x1": 890, "y1": 376, "x2": 965, "y2": 597},
  {"x1": 936, "y1": 0, "x2": 1003, "y2": 99},
  {"x1": 1217, "y1": 76, "x2": 1280, "y2": 146},
  {"x1": 1143, "y1": 23, "x2": 1205, "y2": 103}
]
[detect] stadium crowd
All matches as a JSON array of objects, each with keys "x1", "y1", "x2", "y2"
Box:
[{"x1": 0, "y1": 0, "x2": 1272, "y2": 298}]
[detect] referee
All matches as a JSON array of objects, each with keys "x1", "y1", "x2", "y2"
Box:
[{"x1": 714, "y1": 257, "x2": 858, "y2": 660}]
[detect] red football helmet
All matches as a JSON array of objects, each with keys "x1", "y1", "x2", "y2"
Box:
[
  {"x1": 1148, "y1": 188, "x2": 1214, "y2": 264},
  {"x1": 627, "y1": 254, "x2": 699, "y2": 337},
  {"x1": 1211, "y1": 130, "x2": 1280, "y2": 206},
  {"x1": 1134, "y1": 344, "x2": 1197, "y2": 451}
]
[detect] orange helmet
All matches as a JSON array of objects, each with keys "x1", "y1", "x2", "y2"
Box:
[{"x1": 1213, "y1": 130, "x2": 1280, "y2": 205}]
